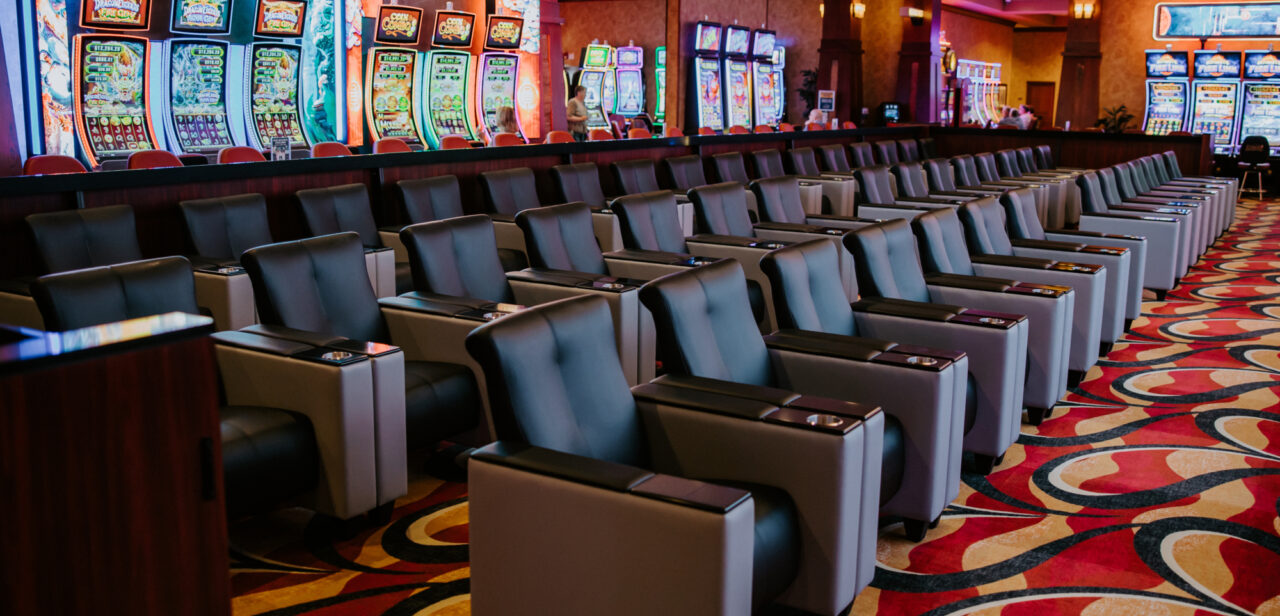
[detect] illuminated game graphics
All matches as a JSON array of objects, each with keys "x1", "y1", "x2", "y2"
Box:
[
  {"x1": 478, "y1": 54, "x2": 520, "y2": 136},
  {"x1": 484, "y1": 15, "x2": 523, "y2": 50},
  {"x1": 365, "y1": 48, "x2": 423, "y2": 144},
  {"x1": 614, "y1": 70, "x2": 642, "y2": 116},
  {"x1": 432, "y1": 11, "x2": 476, "y2": 48},
  {"x1": 753, "y1": 61, "x2": 776, "y2": 127},
  {"x1": 168, "y1": 40, "x2": 234, "y2": 154},
  {"x1": 422, "y1": 51, "x2": 476, "y2": 147},
  {"x1": 72, "y1": 34, "x2": 157, "y2": 167},
  {"x1": 80, "y1": 0, "x2": 151, "y2": 29},
  {"x1": 723, "y1": 59, "x2": 752, "y2": 129},
  {"x1": 602, "y1": 69, "x2": 617, "y2": 117},
  {"x1": 31, "y1": 0, "x2": 76, "y2": 156},
  {"x1": 300, "y1": 0, "x2": 341, "y2": 143},
  {"x1": 1144, "y1": 81, "x2": 1190, "y2": 135},
  {"x1": 695, "y1": 56, "x2": 724, "y2": 131},
  {"x1": 171, "y1": 0, "x2": 232, "y2": 34},
  {"x1": 1239, "y1": 83, "x2": 1280, "y2": 153},
  {"x1": 254, "y1": 0, "x2": 306, "y2": 37},
  {"x1": 1190, "y1": 81, "x2": 1240, "y2": 153},
  {"x1": 654, "y1": 46, "x2": 667, "y2": 123},
  {"x1": 246, "y1": 43, "x2": 308, "y2": 149},
  {"x1": 375, "y1": 5, "x2": 423, "y2": 45},
  {"x1": 579, "y1": 70, "x2": 607, "y2": 126},
  {"x1": 1156, "y1": 2, "x2": 1280, "y2": 39}
]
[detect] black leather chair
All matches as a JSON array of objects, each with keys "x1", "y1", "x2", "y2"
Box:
[
  {"x1": 30, "y1": 256, "x2": 332, "y2": 522},
  {"x1": 551, "y1": 162, "x2": 607, "y2": 208},
  {"x1": 480, "y1": 167, "x2": 542, "y2": 217},
  {"x1": 853, "y1": 165, "x2": 959, "y2": 220},
  {"x1": 638, "y1": 259, "x2": 961, "y2": 541},
  {"x1": 295, "y1": 183, "x2": 406, "y2": 297},
  {"x1": 611, "y1": 158, "x2": 664, "y2": 195},
  {"x1": 845, "y1": 219, "x2": 1072, "y2": 425},
  {"x1": 663, "y1": 155, "x2": 710, "y2": 193},
  {"x1": 891, "y1": 162, "x2": 982, "y2": 205},
  {"x1": 849, "y1": 142, "x2": 876, "y2": 168},
  {"x1": 762, "y1": 239, "x2": 1028, "y2": 474},
  {"x1": 749, "y1": 175, "x2": 879, "y2": 234},
  {"x1": 394, "y1": 175, "x2": 528, "y2": 272},
  {"x1": 178, "y1": 193, "x2": 276, "y2": 330},
  {"x1": 872, "y1": 141, "x2": 900, "y2": 165},
  {"x1": 710, "y1": 152, "x2": 753, "y2": 184},
  {"x1": 466, "y1": 294, "x2": 885, "y2": 614},
  {"x1": 917, "y1": 138, "x2": 938, "y2": 160},
  {"x1": 897, "y1": 139, "x2": 921, "y2": 163}
]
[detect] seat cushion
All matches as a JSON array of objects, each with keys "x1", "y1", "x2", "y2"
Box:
[
  {"x1": 404, "y1": 360, "x2": 482, "y2": 446},
  {"x1": 703, "y1": 480, "x2": 801, "y2": 609},
  {"x1": 221, "y1": 406, "x2": 318, "y2": 518}
]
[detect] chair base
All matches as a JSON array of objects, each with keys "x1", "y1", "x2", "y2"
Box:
[
  {"x1": 1026, "y1": 406, "x2": 1052, "y2": 426},
  {"x1": 1124, "y1": 318, "x2": 1134, "y2": 332},
  {"x1": 966, "y1": 452, "x2": 1005, "y2": 475},
  {"x1": 1068, "y1": 370, "x2": 1085, "y2": 389},
  {"x1": 1240, "y1": 169, "x2": 1267, "y2": 199},
  {"x1": 1099, "y1": 341, "x2": 1114, "y2": 356},
  {"x1": 903, "y1": 518, "x2": 930, "y2": 542}
]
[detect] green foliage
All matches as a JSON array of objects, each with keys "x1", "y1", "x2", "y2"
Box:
[
  {"x1": 1095, "y1": 104, "x2": 1136, "y2": 134},
  {"x1": 798, "y1": 69, "x2": 819, "y2": 113}
]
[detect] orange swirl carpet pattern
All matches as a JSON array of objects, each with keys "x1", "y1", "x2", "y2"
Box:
[{"x1": 230, "y1": 200, "x2": 1280, "y2": 616}]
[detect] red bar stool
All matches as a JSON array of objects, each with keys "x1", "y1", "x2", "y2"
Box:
[{"x1": 23, "y1": 155, "x2": 87, "y2": 175}]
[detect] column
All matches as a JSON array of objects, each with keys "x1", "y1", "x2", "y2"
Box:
[
  {"x1": 817, "y1": 0, "x2": 864, "y2": 123},
  {"x1": 1055, "y1": 1, "x2": 1101, "y2": 129},
  {"x1": 542, "y1": 0, "x2": 567, "y2": 134},
  {"x1": 894, "y1": 0, "x2": 943, "y2": 123}
]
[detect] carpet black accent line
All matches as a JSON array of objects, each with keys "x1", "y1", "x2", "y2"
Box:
[
  {"x1": 1155, "y1": 321, "x2": 1280, "y2": 343},
  {"x1": 943, "y1": 504, "x2": 1041, "y2": 519},
  {"x1": 300, "y1": 517, "x2": 407, "y2": 576},
  {"x1": 380, "y1": 496, "x2": 471, "y2": 564},
  {"x1": 382, "y1": 579, "x2": 473, "y2": 615},
  {"x1": 1111, "y1": 370, "x2": 1280, "y2": 405},
  {"x1": 1194, "y1": 408, "x2": 1280, "y2": 462},
  {"x1": 1018, "y1": 412, "x2": 1194, "y2": 447},
  {"x1": 229, "y1": 547, "x2": 333, "y2": 575},
  {"x1": 1095, "y1": 346, "x2": 1225, "y2": 368},
  {"x1": 960, "y1": 473, "x2": 1114, "y2": 519},
  {"x1": 253, "y1": 582, "x2": 463, "y2": 616},
  {"x1": 917, "y1": 586, "x2": 1247, "y2": 616},
  {"x1": 1133, "y1": 517, "x2": 1280, "y2": 616}
]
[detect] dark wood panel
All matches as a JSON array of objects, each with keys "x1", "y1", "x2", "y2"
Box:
[
  {"x1": 573, "y1": 145, "x2": 695, "y2": 196},
  {"x1": 0, "y1": 193, "x2": 79, "y2": 279},
  {"x1": 931, "y1": 128, "x2": 1212, "y2": 175},
  {"x1": 378, "y1": 154, "x2": 567, "y2": 221}
]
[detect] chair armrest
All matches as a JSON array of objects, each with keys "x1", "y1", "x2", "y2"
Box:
[
  {"x1": 0, "y1": 278, "x2": 33, "y2": 296},
  {"x1": 687, "y1": 234, "x2": 787, "y2": 250},
  {"x1": 603, "y1": 249, "x2": 708, "y2": 266},
  {"x1": 765, "y1": 329, "x2": 960, "y2": 370},
  {"x1": 1009, "y1": 238, "x2": 1085, "y2": 252},
  {"x1": 1044, "y1": 229, "x2": 1145, "y2": 242},
  {"x1": 378, "y1": 224, "x2": 406, "y2": 234},
  {"x1": 851, "y1": 298, "x2": 959, "y2": 321},
  {"x1": 970, "y1": 253, "x2": 1056, "y2": 270},
  {"x1": 650, "y1": 373, "x2": 799, "y2": 407},
  {"x1": 507, "y1": 268, "x2": 644, "y2": 292},
  {"x1": 211, "y1": 330, "x2": 349, "y2": 361},
  {"x1": 487, "y1": 212, "x2": 517, "y2": 223},
  {"x1": 472, "y1": 441, "x2": 657, "y2": 494},
  {"x1": 240, "y1": 323, "x2": 347, "y2": 347},
  {"x1": 188, "y1": 257, "x2": 244, "y2": 273}
]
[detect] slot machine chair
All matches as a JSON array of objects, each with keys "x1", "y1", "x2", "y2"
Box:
[
  {"x1": 754, "y1": 125, "x2": 774, "y2": 133},
  {"x1": 545, "y1": 130, "x2": 575, "y2": 144},
  {"x1": 242, "y1": 232, "x2": 484, "y2": 479},
  {"x1": 481, "y1": 167, "x2": 624, "y2": 258},
  {"x1": 770, "y1": 147, "x2": 857, "y2": 216},
  {"x1": 804, "y1": 121, "x2": 826, "y2": 131},
  {"x1": 897, "y1": 140, "x2": 921, "y2": 163},
  {"x1": 373, "y1": 138, "x2": 413, "y2": 154},
  {"x1": 975, "y1": 152, "x2": 1071, "y2": 229},
  {"x1": 841, "y1": 121, "x2": 858, "y2": 129},
  {"x1": 394, "y1": 176, "x2": 527, "y2": 272},
  {"x1": 872, "y1": 141, "x2": 900, "y2": 165},
  {"x1": 492, "y1": 133, "x2": 525, "y2": 147},
  {"x1": 698, "y1": 127, "x2": 716, "y2": 136},
  {"x1": 662, "y1": 155, "x2": 759, "y2": 218},
  {"x1": 728, "y1": 125, "x2": 751, "y2": 135},
  {"x1": 218, "y1": 146, "x2": 266, "y2": 164},
  {"x1": 23, "y1": 154, "x2": 87, "y2": 175},
  {"x1": 1078, "y1": 171, "x2": 1189, "y2": 293},
  {"x1": 178, "y1": 193, "x2": 281, "y2": 330},
  {"x1": 295, "y1": 184, "x2": 406, "y2": 297},
  {"x1": 31, "y1": 256, "x2": 398, "y2": 523},
  {"x1": 1132, "y1": 155, "x2": 1230, "y2": 237},
  {"x1": 638, "y1": 258, "x2": 960, "y2": 542},
  {"x1": 778, "y1": 122, "x2": 795, "y2": 132},
  {"x1": 762, "y1": 239, "x2": 1028, "y2": 474},
  {"x1": 626, "y1": 127, "x2": 652, "y2": 139},
  {"x1": 846, "y1": 219, "x2": 1072, "y2": 425},
  {"x1": 128, "y1": 150, "x2": 183, "y2": 169},
  {"x1": 849, "y1": 142, "x2": 876, "y2": 168},
  {"x1": 610, "y1": 159, "x2": 695, "y2": 235},
  {"x1": 589, "y1": 128, "x2": 615, "y2": 141},
  {"x1": 465, "y1": 294, "x2": 886, "y2": 616},
  {"x1": 1108, "y1": 163, "x2": 1211, "y2": 254},
  {"x1": 724, "y1": 150, "x2": 823, "y2": 216},
  {"x1": 1144, "y1": 154, "x2": 1235, "y2": 232},
  {"x1": 441, "y1": 136, "x2": 473, "y2": 149},
  {"x1": 311, "y1": 142, "x2": 352, "y2": 157},
  {"x1": 666, "y1": 126, "x2": 686, "y2": 137},
  {"x1": 551, "y1": 162, "x2": 625, "y2": 251}
]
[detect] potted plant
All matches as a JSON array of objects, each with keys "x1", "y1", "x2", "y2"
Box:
[{"x1": 1095, "y1": 104, "x2": 1135, "y2": 134}]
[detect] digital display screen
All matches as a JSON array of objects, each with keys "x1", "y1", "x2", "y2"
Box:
[
  {"x1": 615, "y1": 46, "x2": 642, "y2": 68},
  {"x1": 694, "y1": 56, "x2": 724, "y2": 130},
  {"x1": 1144, "y1": 81, "x2": 1189, "y2": 135},
  {"x1": 1244, "y1": 51, "x2": 1280, "y2": 79},
  {"x1": 602, "y1": 70, "x2": 616, "y2": 117},
  {"x1": 655, "y1": 46, "x2": 667, "y2": 67},
  {"x1": 425, "y1": 52, "x2": 475, "y2": 141},
  {"x1": 1240, "y1": 83, "x2": 1280, "y2": 154},
  {"x1": 484, "y1": 15, "x2": 523, "y2": 50},
  {"x1": 169, "y1": 40, "x2": 234, "y2": 153},
  {"x1": 74, "y1": 35, "x2": 156, "y2": 162},
  {"x1": 1190, "y1": 81, "x2": 1240, "y2": 153},
  {"x1": 615, "y1": 68, "x2": 643, "y2": 116},
  {"x1": 579, "y1": 70, "x2": 606, "y2": 126},
  {"x1": 694, "y1": 22, "x2": 721, "y2": 54},
  {"x1": 723, "y1": 59, "x2": 752, "y2": 128},
  {"x1": 375, "y1": 6, "x2": 423, "y2": 45},
  {"x1": 1145, "y1": 50, "x2": 1190, "y2": 79},
  {"x1": 582, "y1": 44, "x2": 610, "y2": 68},
  {"x1": 752, "y1": 30, "x2": 776, "y2": 60},
  {"x1": 366, "y1": 48, "x2": 422, "y2": 144},
  {"x1": 1156, "y1": 2, "x2": 1280, "y2": 39},
  {"x1": 171, "y1": 0, "x2": 232, "y2": 34},
  {"x1": 1193, "y1": 50, "x2": 1243, "y2": 79},
  {"x1": 723, "y1": 26, "x2": 750, "y2": 56},
  {"x1": 80, "y1": 0, "x2": 151, "y2": 30},
  {"x1": 432, "y1": 10, "x2": 476, "y2": 48},
  {"x1": 248, "y1": 44, "x2": 308, "y2": 147},
  {"x1": 255, "y1": 0, "x2": 306, "y2": 37},
  {"x1": 753, "y1": 61, "x2": 777, "y2": 127},
  {"x1": 479, "y1": 54, "x2": 519, "y2": 134}
]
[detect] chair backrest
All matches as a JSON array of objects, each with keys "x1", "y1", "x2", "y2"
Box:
[
  {"x1": 611, "y1": 159, "x2": 663, "y2": 194},
  {"x1": 611, "y1": 191, "x2": 689, "y2": 253},
  {"x1": 663, "y1": 155, "x2": 708, "y2": 191},
  {"x1": 957, "y1": 197, "x2": 1014, "y2": 256},
  {"x1": 750, "y1": 149, "x2": 787, "y2": 179},
  {"x1": 480, "y1": 167, "x2": 541, "y2": 215},
  {"x1": 1111, "y1": 163, "x2": 1140, "y2": 199},
  {"x1": 973, "y1": 153, "x2": 1002, "y2": 182},
  {"x1": 373, "y1": 137, "x2": 412, "y2": 154},
  {"x1": 750, "y1": 176, "x2": 808, "y2": 224},
  {"x1": 778, "y1": 122, "x2": 795, "y2": 132},
  {"x1": 891, "y1": 162, "x2": 930, "y2": 198},
  {"x1": 545, "y1": 130, "x2": 575, "y2": 144},
  {"x1": 727, "y1": 125, "x2": 750, "y2": 135},
  {"x1": 464, "y1": 294, "x2": 645, "y2": 464},
  {"x1": 999, "y1": 188, "x2": 1046, "y2": 241},
  {"x1": 401, "y1": 215, "x2": 514, "y2": 303},
  {"x1": 753, "y1": 125, "x2": 774, "y2": 133},
  {"x1": 296, "y1": 183, "x2": 381, "y2": 247},
  {"x1": 786, "y1": 147, "x2": 822, "y2": 175},
  {"x1": 493, "y1": 133, "x2": 525, "y2": 147},
  {"x1": 759, "y1": 239, "x2": 857, "y2": 336},
  {"x1": 26, "y1": 204, "x2": 143, "y2": 273},
  {"x1": 951, "y1": 154, "x2": 982, "y2": 187},
  {"x1": 710, "y1": 152, "x2": 751, "y2": 184},
  {"x1": 841, "y1": 121, "x2": 857, "y2": 130},
  {"x1": 1162, "y1": 151, "x2": 1184, "y2": 178},
  {"x1": 804, "y1": 121, "x2": 826, "y2": 131},
  {"x1": 994, "y1": 150, "x2": 1023, "y2": 178},
  {"x1": 589, "y1": 128, "x2": 614, "y2": 141},
  {"x1": 818, "y1": 145, "x2": 853, "y2": 173},
  {"x1": 853, "y1": 165, "x2": 896, "y2": 204},
  {"x1": 849, "y1": 142, "x2": 876, "y2": 168},
  {"x1": 689, "y1": 182, "x2": 755, "y2": 237},
  {"x1": 666, "y1": 126, "x2": 685, "y2": 137},
  {"x1": 910, "y1": 208, "x2": 976, "y2": 276},
  {"x1": 24, "y1": 154, "x2": 87, "y2": 175},
  {"x1": 922, "y1": 158, "x2": 957, "y2": 191},
  {"x1": 1097, "y1": 167, "x2": 1125, "y2": 205},
  {"x1": 515, "y1": 202, "x2": 607, "y2": 274},
  {"x1": 1077, "y1": 172, "x2": 1109, "y2": 214},
  {"x1": 897, "y1": 139, "x2": 920, "y2": 163},
  {"x1": 627, "y1": 127, "x2": 652, "y2": 139},
  {"x1": 638, "y1": 259, "x2": 774, "y2": 386},
  {"x1": 397, "y1": 175, "x2": 466, "y2": 223},
  {"x1": 917, "y1": 138, "x2": 937, "y2": 159},
  {"x1": 551, "y1": 162, "x2": 607, "y2": 208},
  {"x1": 441, "y1": 135, "x2": 472, "y2": 149},
  {"x1": 218, "y1": 146, "x2": 266, "y2": 164},
  {"x1": 1034, "y1": 145, "x2": 1054, "y2": 170},
  {"x1": 311, "y1": 142, "x2": 351, "y2": 158},
  {"x1": 873, "y1": 141, "x2": 900, "y2": 165},
  {"x1": 697, "y1": 126, "x2": 716, "y2": 136},
  {"x1": 179, "y1": 193, "x2": 274, "y2": 260},
  {"x1": 843, "y1": 219, "x2": 932, "y2": 303},
  {"x1": 1015, "y1": 148, "x2": 1039, "y2": 173},
  {"x1": 128, "y1": 149, "x2": 183, "y2": 169},
  {"x1": 32, "y1": 256, "x2": 200, "y2": 331}
]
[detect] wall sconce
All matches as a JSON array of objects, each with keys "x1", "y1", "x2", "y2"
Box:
[
  {"x1": 1072, "y1": 2, "x2": 1096, "y2": 19},
  {"x1": 819, "y1": 2, "x2": 824, "y2": 18},
  {"x1": 853, "y1": 3, "x2": 866, "y2": 19},
  {"x1": 901, "y1": 7, "x2": 925, "y2": 26}
]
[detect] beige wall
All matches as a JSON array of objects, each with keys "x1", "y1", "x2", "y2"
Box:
[
  {"x1": 768, "y1": 0, "x2": 822, "y2": 123},
  {"x1": 1010, "y1": 29, "x2": 1066, "y2": 116},
  {"x1": 561, "y1": 0, "x2": 668, "y2": 117},
  {"x1": 862, "y1": 0, "x2": 905, "y2": 113}
]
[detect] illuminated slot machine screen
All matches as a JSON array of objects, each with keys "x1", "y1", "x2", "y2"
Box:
[
  {"x1": 1240, "y1": 50, "x2": 1280, "y2": 155},
  {"x1": 80, "y1": 0, "x2": 152, "y2": 29},
  {"x1": 366, "y1": 48, "x2": 423, "y2": 144},
  {"x1": 1191, "y1": 50, "x2": 1243, "y2": 154},
  {"x1": 602, "y1": 60, "x2": 617, "y2": 118},
  {"x1": 1144, "y1": 81, "x2": 1190, "y2": 135},
  {"x1": 478, "y1": 55, "x2": 519, "y2": 135},
  {"x1": 171, "y1": 0, "x2": 233, "y2": 34},
  {"x1": 255, "y1": 0, "x2": 307, "y2": 37},
  {"x1": 375, "y1": 5, "x2": 423, "y2": 45},
  {"x1": 247, "y1": 44, "x2": 309, "y2": 149},
  {"x1": 614, "y1": 46, "x2": 643, "y2": 117},
  {"x1": 694, "y1": 56, "x2": 724, "y2": 131},
  {"x1": 579, "y1": 70, "x2": 607, "y2": 126},
  {"x1": 424, "y1": 52, "x2": 475, "y2": 141},
  {"x1": 73, "y1": 35, "x2": 158, "y2": 167},
  {"x1": 654, "y1": 46, "x2": 667, "y2": 122},
  {"x1": 723, "y1": 59, "x2": 752, "y2": 129},
  {"x1": 752, "y1": 61, "x2": 776, "y2": 127},
  {"x1": 168, "y1": 40, "x2": 235, "y2": 154}
]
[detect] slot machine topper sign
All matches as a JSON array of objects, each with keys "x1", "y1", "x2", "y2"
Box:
[
  {"x1": 80, "y1": 0, "x2": 152, "y2": 29},
  {"x1": 172, "y1": 0, "x2": 233, "y2": 34},
  {"x1": 433, "y1": 10, "x2": 476, "y2": 48},
  {"x1": 376, "y1": 5, "x2": 423, "y2": 45},
  {"x1": 255, "y1": 0, "x2": 307, "y2": 37},
  {"x1": 1245, "y1": 51, "x2": 1280, "y2": 79},
  {"x1": 1146, "y1": 51, "x2": 1190, "y2": 79}
]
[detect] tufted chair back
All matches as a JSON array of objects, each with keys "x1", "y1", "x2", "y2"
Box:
[
  {"x1": 910, "y1": 208, "x2": 977, "y2": 276},
  {"x1": 663, "y1": 155, "x2": 709, "y2": 192},
  {"x1": 818, "y1": 145, "x2": 853, "y2": 173},
  {"x1": 842, "y1": 220, "x2": 932, "y2": 303},
  {"x1": 853, "y1": 166, "x2": 897, "y2": 204},
  {"x1": 750, "y1": 148, "x2": 788, "y2": 178},
  {"x1": 998, "y1": 188, "x2": 1046, "y2": 240},
  {"x1": 611, "y1": 159, "x2": 663, "y2": 195},
  {"x1": 689, "y1": 182, "x2": 755, "y2": 237},
  {"x1": 891, "y1": 162, "x2": 931, "y2": 198},
  {"x1": 32, "y1": 256, "x2": 199, "y2": 331},
  {"x1": 750, "y1": 176, "x2": 808, "y2": 224},
  {"x1": 1034, "y1": 145, "x2": 1055, "y2": 170},
  {"x1": 401, "y1": 215, "x2": 514, "y2": 303},
  {"x1": 551, "y1": 162, "x2": 607, "y2": 208},
  {"x1": 611, "y1": 191, "x2": 689, "y2": 253},
  {"x1": 873, "y1": 141, "x2": 900, "y2": 165},
  {"x1": 759, "y1": 240, "x2": 857, "y2": 336},
  {"x1": 27, "y1": 204, "x2": 143, "y2": 274},
  {"x1": 849, "y1": 142, "x2": 876, "y2": 168},
  {"x1": 785, "y1": 147, "x2": 822, "y2": 176},
  {"x1": 897, "y1": 140, "x2": 920, "y2": 163},
  {"x1": 922, "y1": 159, "x2": 958, "y2": 191},
  {"x1": 397, "y1": 175, "x2": 466, "y2": 223},
  {"x1": 710, "y1": 152, "x2": 751, "y2": 184},
  {"x1": 957, "y1": 197, "x2": 1014, "y2": 256},
  {"x1": 480, "y1": 167, "x2": 541, "y2": 215},
  {"x1": 515, "y1": 202, "x2": 607, "y2": 274},
  {"x1": 1077, "y1": 172, "x2": 1109, "y2": 214},
  {"x1": 296, "y1": 184, "x2": 381, "y2": 247},
  {"x1": 180, "y1": 194, "x2": 273, "y2": 261},
  {"x1": 951, "y1": 155, "x2": 983, "y2": 187}
]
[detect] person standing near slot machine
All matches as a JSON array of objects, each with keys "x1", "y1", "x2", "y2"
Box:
[{"x1": 567, "y1": 86, "x2": 589, "y2": 141}]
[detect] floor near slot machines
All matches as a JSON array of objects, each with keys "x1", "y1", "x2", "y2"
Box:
[{"x1": 227, "y1": 200, "x2": 1280, "y2": 616}]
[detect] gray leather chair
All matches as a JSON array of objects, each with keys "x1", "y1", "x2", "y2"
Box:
[
  {"x1": 1093, "y1": 168, "x2": 1198, "y2": 279},
  {"x1": 551, "y1": 162, "x2": 625, "y2": 251},
  {"x1": 466, "y1": 294, "x2": 886, "y2": 615},
  {"x1": 922, "y1": 157, "x2": 1011, "y2": 202},
  {"x1": 872, "y1": 141, "x2": 900, "y2": 165},
  {"x1": 892, "y1": 161, "x2": 983, "y2": 205},
  {"x1": 853, "y1": 165, "x2": 961, "y2": 220},
  {"x1": 977, "y1": 151, "x2": 1073, "y2": 229},
  {"x1": 845, "y1": 219, "x2": 1072, "y2": 425},
  {"x1": 917, "y1": 138, "x2": 937, "y2": 160},
  {"x1": 394, "y1": 175, "x2": 528, "y2": 272},
  {"x1": 639, "y1": 259, "x2": 959, "y2": 541},
  {"x1": 897, "y1": 139, "x2": 921, "y2": 163},
  {"x1": 1115, "y1": 160, "x2": 1216, "y2": 249},
  {"x1": 1077, "y1": 171, "x2": 1188, "y2": 296},
  {"x1": 849, "y1": 142, "x2": 876, "y2": 168},
  {"x1": 295, "y1": 184, "x2": 404, "y2": 297},
  {"x1": 1143, "y1": 154, "x2": 1233, "y2": 234},
  {"x1": 750, "y1": 148, "x2": 850, "y2": 216},
  {"x1": 1162, "y1": 150, "x2": 1239, "y2": 212}
]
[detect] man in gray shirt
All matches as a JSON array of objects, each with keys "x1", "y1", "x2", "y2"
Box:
[{"x1": 567, "y1": 86, "x2": 590, "y2": 142}]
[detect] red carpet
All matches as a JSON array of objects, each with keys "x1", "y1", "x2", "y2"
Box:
[{"x1": 231, "y1": 200, "x2": 1280, "y2": 616}]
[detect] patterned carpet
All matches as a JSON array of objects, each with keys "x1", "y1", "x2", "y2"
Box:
[{"x1": 230, "y1": 199, "x2": 1280, "y2": 616}]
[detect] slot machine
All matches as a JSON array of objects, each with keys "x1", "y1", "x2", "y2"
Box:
[
  {"x1": 653, "y1": 46, "x2": 667, "y2": 129},
  {"x1": 1189, "y1": 50, "x2": 1243, "y2": 155},
  {"x1": 688, "y1": 21, "x2": 725, "y2": 132},
  {"x1": 1237, "y1": 50, "x2": 1280, "y2": 156},
  {"x1": 421, "y1": 8, "x2": 479, "y2": 148},
  {"x1": 721, "y1": 25, "x2": 752, "y2": 131},
  {"x1": 749, "y1": 29, "x2": 776, "y2": 128},
  {"x1": 602, "y1": 45, "x2": 618, "y2": 118},
  {"x1": 163, "y1": 0, "x2": 243, "y2": 158},
  {"x1": 1141, "y1": 48, "x2": 1191, "y2": 135},
  {"x1": 364, "y1": 5, "x2": 426, "y2": 147},
  {"x1": 613, "y1": 44, "x2": 644, "y2": 119},
  {"x1": 577, "y1": 42, "x2": 611, "y2": 130},
  {"x1": 772, "y1": 46, "x2": 785, "y2": 124},
  {"x1": 476, "y1": 14, "x2": 525, "y2": 141},
  {"x1": 71, "y1": 0, "x2": 161, "y2": 168},
  {"x1": 244, "y1": 0, "x2": 311, "y2": 151}
]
